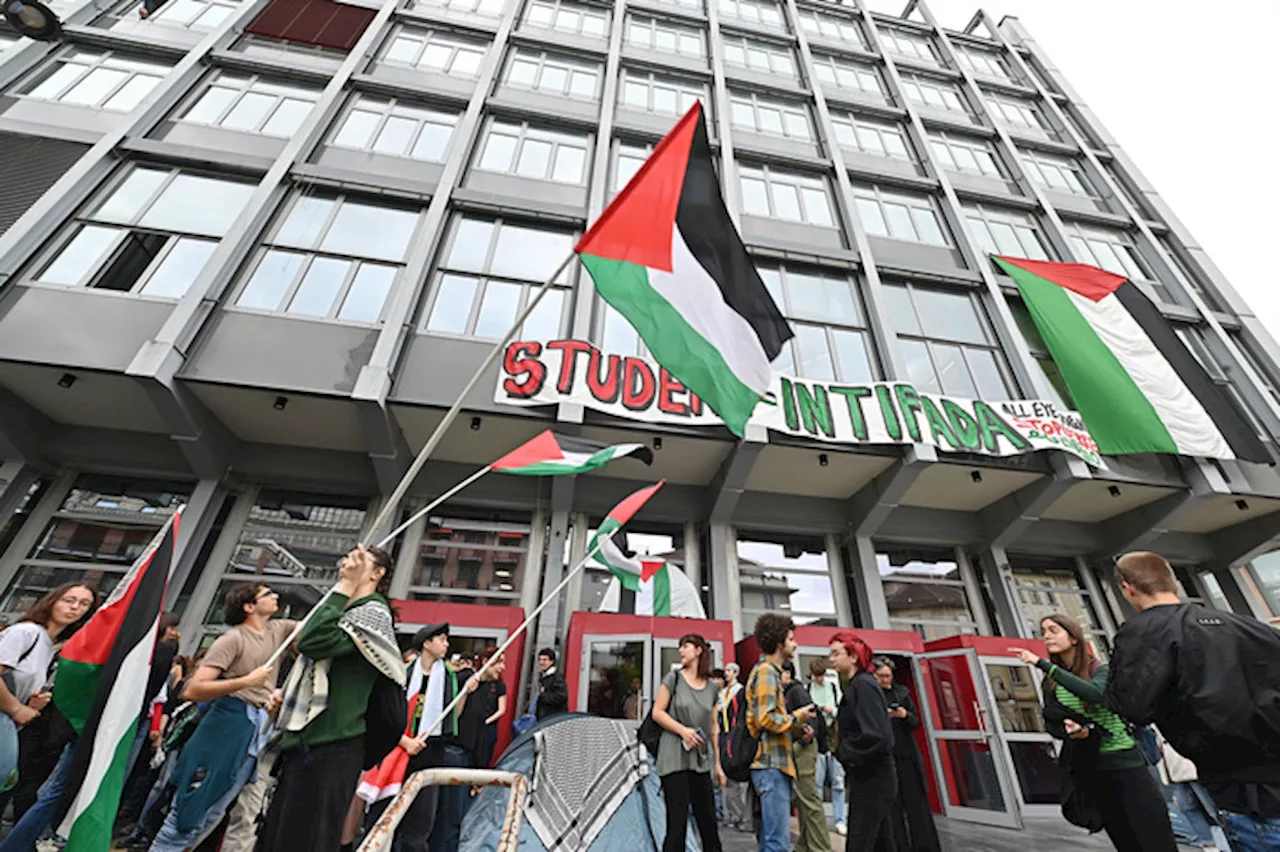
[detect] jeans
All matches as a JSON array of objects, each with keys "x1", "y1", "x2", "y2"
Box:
[
  {"x1": 0, "y1": 742, "x2": 75, "y2": 852},
  {"x1": 0, "y1": 714, "x2": 18, "y2": 789},
  {"x1": 148, "y1": 753, "x2": 256, "y2": 852},
  {"x1": 751, "y1": 768, "x2": 792, "y2": 852},
  {"x1": 813, "y1": 751, "x2": 845, "y2": 827},
  {"x1": 131, "y1": 750, "x2": 179, "y2": 843},
  {"x1": 1220, "y1": 810, "x2": 1280, "y2": 852}
]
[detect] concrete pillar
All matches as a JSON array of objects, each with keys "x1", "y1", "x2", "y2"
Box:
[
  {"x1": 955, "y1": 547, "x2": 993, "y2": 635},
  {"x1": 709, "y1": 522, "x2": 742, "y2": 638},
  {"x1": 826, "y1": 533, "x2": 856, "y2": 627},
  {"x1": 849, "y1": 536, "x2": 891, "y2": 630},
  {"x1": 975, "y1": 546, "x2": 1025, "y2": 639},
  {"x1": 176, "y1": 487, "x2": 258, "y2": 651},
  {"x1": 165, "y1": 479, "x2": 231, "y2": 607},
  {"x1": 563, "y1": 512, "x2": 590, "y2": 615},
  {"x1": 0, "y1": 463, "x2": 39, "y2": 539}
]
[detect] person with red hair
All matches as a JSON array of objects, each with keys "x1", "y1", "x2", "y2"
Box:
[{"x1": 828, "y1": 632, "x2": 895, "y2": 852}]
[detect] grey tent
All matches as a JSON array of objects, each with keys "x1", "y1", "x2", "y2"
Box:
[{"x1": 459, "y1": 713, "x2": 702, "y2": 852}]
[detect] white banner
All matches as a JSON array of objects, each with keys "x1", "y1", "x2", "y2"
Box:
[{"x1": 495, "y1": 339, "x2": 1102, "y2": 467}]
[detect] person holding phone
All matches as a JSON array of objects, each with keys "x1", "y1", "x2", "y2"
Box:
[
  {"x1": 873, "y1": 658, "x2": 939, "y2": 852},
  {"x1": 651, "y1": 633, "x2": 725, "y2": 852}
]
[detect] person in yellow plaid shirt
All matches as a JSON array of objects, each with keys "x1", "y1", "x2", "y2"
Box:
[{"x1": 746, "y1": 614, "x2": 816, "y2": 852}]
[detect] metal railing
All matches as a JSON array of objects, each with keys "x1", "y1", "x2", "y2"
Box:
[{"x1": 357, "y1": 769, "x2": 529, "y2": 852}]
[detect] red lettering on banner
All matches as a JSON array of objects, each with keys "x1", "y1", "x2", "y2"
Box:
[
  {"x1": 658, "y1": 369, "x2": 690, "y2": 417},
  {"x1": 689, "y1": 392, "x2": 703, "y2": 416},
  {"x1": 622, "y1": 357, "x2": 656, "y2": 411},
  {"x1": 547, "y1": 340, "x2": 592, "y2": 395},
  {"x1": 586, "y1": 349, "x2": 622, "y2": 404},
  {"x1": 502, "y1": 342, "x2": 545, "y2": 398}
]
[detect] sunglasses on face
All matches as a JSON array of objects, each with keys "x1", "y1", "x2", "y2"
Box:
[{"x1": 256, "y1": 589, "x2": 278, "y2": 601}]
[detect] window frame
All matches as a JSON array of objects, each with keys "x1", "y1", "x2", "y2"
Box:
[
  {"x1": 616, "y1": 68, "x2": 706, "y2": 118},
  {"x1": 328, "y1": 94, "x2": 459, "y2": 163},
  {"x1": 524, "y1": 0, "x2": 610, "y2": 38},
  {"x1": 795, "y1": 8, "x2": 863, "y2": 47},
  {"x1": 18, "y1": 46, "x2": 170, "y2": 112},
  {"x1": 738, "y1": 162, "x2": 837, "y2": 228},
  {"x1": 759, "y1": 263, "x2": 878, "y2": 383},
  {"x1": 898, "y1": 71, "x2": 968, "y2": 114},
  {"x1": 623, "y1": 13, "x2": 705, "y2": 59},
  {"x1": 728, "y1": 89, "x2": 811, "y2": 142},
  {"x1": 1020, "y1": 148, "x2": 1095, "y2": 197},
  {"x1": 878, "y1": 26, "x2": 939, "y2": 66},
  {"x1": 175, "y1": 71, "x2": 321, "y2": 138},
  {"x1": 851, "y1": 184, "x2": 949, "y2": 247},
  {"x1": 716, "y1": 0, "x2": 783, "y2": 27},
  {"x1": 929, "y1": 130, "x2": 1002, "y2": 178},
  {"x1": 721, "y1": 33, "x2": 796, "y2": 78},
  {"x1": 829, "y1": 111, "x2": 913, "y2": 161},
  {"x1": 381, "y1": 25, "x2": 489, "y2": 78},
  {"x1": 810, "y1": 52, "x2": 884, "y2": 96},
  {"x1": 473, "y1": 117, "x2": 593, "y2": 185},
  {"x1": 964, "y1": 203, "x2": 1052, "y2": 261},
  {"x1": 953, "y1": 43, "x2": 1013, "y2": 81},
  {"x1": 503, "y1": 48, "x2": 602, "y2": 101},
  {"x1": 984, "y1": 91, "x2": 1053, "y2": 135}
]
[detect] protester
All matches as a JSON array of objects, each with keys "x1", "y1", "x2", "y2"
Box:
[
  {"x1": 872, "y1": 658, "x2": 939, "y2": 852},
  {"x1": 828, "y1": 631, "x2": 895, "y2": 852},
  {"x1": 258, "y1": 545, "x2": 407, "y2": 852},
  {"x1": 808, "y1": 658, "x2": 846, "y2": 837},
  {"x1": 1102, "y1": 552, "x2": 1280, "y2": 852},
  {"x1": 746, "y1": 614, "x2": 815, "y2": 852},
  {"x1": 710, "y1": 667, "x2": 727, "y2": 823},
  {"x1": 717, "y1": 662, "x2": 751, "y2": 833},
  {"x1": 651, "y1": 633, "x2": 724, "y2": 852},
  {"x1": 469, "y1": 650, "x2": 507, "y2": 770},
  {"x1": 782, "y1": 662, "x2": 831, "y2": 852},
  {"x1": 1016, "y1": 614, "x2": 1176, "y2": 852},
  {"x1": 534, "y1": 648, "x2": 568, "y2": 721},
  {"x1": 1154, "y1": 729, "x2": 1230, "y2": 851}
]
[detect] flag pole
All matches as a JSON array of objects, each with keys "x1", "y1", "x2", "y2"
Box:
[
  {"x1": 364, "y1": 251, "x2": 578, "y2": 540},
  {"x1": 375, "y1": 465, "x2": 492, "y2": 549}
]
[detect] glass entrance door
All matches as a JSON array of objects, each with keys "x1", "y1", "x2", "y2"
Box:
[
  {"x1": 920, "y1": 648, "x2": 1022, "y2": 828},
  {"x1": 980, "y1": 656, "x2": 1059, "y2": 813},
  {"x1": 579, "y1": 633, "x2": 648, "y2": 721},
  {"x1": 653, "y1": 637, "x2": 725, "y2": 690}
]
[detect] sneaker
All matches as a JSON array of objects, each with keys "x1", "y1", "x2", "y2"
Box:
[{"x1": 835, "y1": 822, "x2": 847, "y2": 836}]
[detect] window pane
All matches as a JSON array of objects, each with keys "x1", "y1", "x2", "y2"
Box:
[
  {"x1": 237, "y1": 250, "x2": 305, "y2": 310},
  {"x1": 373, "y1": 115, "x2": 416, "y2": 155},
  {"x1": 773, "y1": 183, "x2": 801, "y2": 221},
  {"x1": 221, "y1": 91, "x2": 276, "y2": 131},
  {"x1": 508, "y1": 58, "x2": 538, "y2": 87},
  {"x1": 102, "y1": 74, "x2": 159, "y2": 111},
  {"x1": 551, "y1": 144, "x2": 586, "y2": 183},
  {"x1": 38, "y1": 225, "x2": 120, "y2": 286},
  {"x1": 288, "y1": 257, "x2": 349, "y2": 317},
  {"x1": 334, "y1": 109, "x2": 380, "y2": 149},
  {"x1": 912, "y1": 207, "x2": 945, "y2": 246},
  {"x1": 479, "y1": 132, "x2": 517, "y2": 172},
  {"x1": 884, "y1": 285, "x2": 920, "y2": 335},
  {"x1": 900, "y1": 339, "x2": 939, "y2": 392},
  {"x1": 386, "y1": 35, "x2": 420, "y2": 64},
  {"x1": 412, "y1": 121, "x2": 452, "y2": 161},
  {"x1": 855, "y1": 197, "x2": 887, "y2": 236},
  {"x1": 62, "y1": 67, "x2": 128, "y2": 107},
  {"x1": 95, "y1": 168, "x2": 168, "y2": 223},
  {"x1": 522, "y1": 287, "x2": 564, "y2": 340},
  {"x1": 184, "y1": 86, "x2": 236, "y2": 124},
  {"x1": 741, "y1": 177, "x2": 770, "y2": 216},
  {"x1": 884, "y1": 203, "x2": 915, "y2": 241},
  {"x1": 261, "y1": 98, "x2": 313, "y2": 136},
  {"x1": 966, "y1": 348, "x2": 1008, "y2": 398},
  {"x1": 26, "y1": 62, "x2": 87, "y2": 100},
  {"x1": 277, "y1": 197, "x2": 333, "y2": 248},
  {"x1": 795, "y1": 324, "x2": 835, "y2": 380},
  {"x1": 912, "y1": 289, "x2": 985, "y2": 343},
  {"x1": 142, "y1": 175, "x2": 253, "y2": 237},
  {"x1": 447, "y1": 219, "x2": 493, "y2": 270},
  {"x1": 933, "y1": 343, "x2": 977, "y2": 396},
  {"x1": 569, "y1": 70, "x2": 595, "y2": 98},
  {"x1": 322, "y1": 203, "x2": 418, "y2": 262},
  {"x1": 832, "y1": 329, "x2": 873, "y2": 383},
  {"x1": 491, "y1": 225, "x2": 574, "y2": 281},
  {"x1": 426, "y1": 274, "x2": 479, "y2": 333},
  {"x1": 338, "y1": 264, "x2": 395, "y2": 323},
  {"x1": 800, "y1": 188, "x2": 833, "y2": 227},
  {"x1": 788, "y1": 271, "x2": 855, "y2": 323},
  {"x1": 515, "y1": 139, "x2": 552, "y2": 178},
  {"x1": 474, "y1": 280, "x2": 521, "y2": 338},
  {"x1": 138, "y1": 238, "x2": 216, "y2": 298}
]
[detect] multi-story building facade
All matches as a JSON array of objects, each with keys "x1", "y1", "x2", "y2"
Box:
[{"x1": 1, "y1": 0, "x2": 1279, "y2": 689}]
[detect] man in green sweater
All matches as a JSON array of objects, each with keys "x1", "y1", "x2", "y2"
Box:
[{"x1": 258, "y1": 544, "x2": 406, "y2": 851}]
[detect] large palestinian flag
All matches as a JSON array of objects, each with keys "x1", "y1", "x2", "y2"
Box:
[
  {"x1": 597, "y1": 546, "x2": 706, "y2": 619},
  {"x1": 490, "y1": 430, "x2": 654, "y2": 475},
  {"x1": 996, "y1": 256, "x2": 1268, "y2": 462},
  {"x1": 53, "y1": 509, "x2": 179, "y2": 850},
  {"x1": 575, "y1": 102, "x2": 793, "y2": 436}
]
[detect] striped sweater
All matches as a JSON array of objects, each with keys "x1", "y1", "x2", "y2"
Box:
[{"x1": 1037, "y1": 660, "x2": 1146, "y2": 771}]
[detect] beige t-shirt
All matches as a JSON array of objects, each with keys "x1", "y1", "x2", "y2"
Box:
[{"x1": 201, "y1": 619, "x2": 298, "y2": 708}]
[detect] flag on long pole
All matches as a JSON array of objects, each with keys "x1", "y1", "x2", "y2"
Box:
[{"x1": 54, "y1": 510, "x2": 181, "y2": 850}]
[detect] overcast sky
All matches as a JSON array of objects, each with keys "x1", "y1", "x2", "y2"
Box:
[{"x1": 873, "y1": 0, "x2": 1279, "y2": 341}]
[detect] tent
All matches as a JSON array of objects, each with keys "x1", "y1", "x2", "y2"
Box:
[{"x1": 459, "y1": 713, "x2": 702, "y2": 852}]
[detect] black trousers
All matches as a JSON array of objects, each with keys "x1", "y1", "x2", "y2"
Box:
[
  {"x1": 845, "y1": 759, "x2": 897, "y2": 852},
  {"x1": 258, "y1": 737, "x2": 365, "y2": 852},
  {"x1": 660, "y1": 769, "x2": 722, "y2": 852},
  {"x1": 1094, "y1": 766, "x2": 1178, "y2": 852},
  {"x1": 889, "y1": 752, "x2": 940, "y2": 852},
  {"x1": 395, "y1": 742, "x2": 472, "y2": 852}
]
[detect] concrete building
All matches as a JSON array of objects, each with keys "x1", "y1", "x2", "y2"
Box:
[{"x1": 1, "y1": 0, "x2": 1279, "y2": 680}]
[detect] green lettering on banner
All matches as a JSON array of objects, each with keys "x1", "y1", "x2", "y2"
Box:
[
  {"x1": 795, "y1": 382, "x2": 835, "y2": 438},
  {"x1": 893, "y1": 385, "x2": 923, "y2": 442},
  {"x1": 781, "y1": 378, "x2": 799, "y2": 432},
  {"x1": 941, "y1": 400, "x2": 981, "y2": 450},
  {"x1": 875, "y1": 386, "x2": 902, "y2": 441},
  {"x1": 830, "y1": 386, "x2": 872, "y2": 441},
  {"x1": 974, "y1": 401, "x2": 1032, "y2": 453},
  {"x1": 921, "y1": 397, "x2": 960, "y2": 449}
]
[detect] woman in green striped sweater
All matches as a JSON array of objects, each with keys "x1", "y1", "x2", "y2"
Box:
[{"x1": 1015, "y1": 614, "x2": 1176, "y2": 852}]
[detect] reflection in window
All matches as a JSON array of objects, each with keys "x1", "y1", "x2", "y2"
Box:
[
  {"x1": 885, "y1": 281, "x2": 1011, "y2": 399},
  {"x1": 382, "y1": 26, "x2": 488, "y2": 77},
  {"x1": 474, "y1": 119, "x2": 590, "y2": 185},
  {"x1": 425, "y1": 214, "x2": 574, "y2": 340},
  {"x1": 330, "y1": 95, "x2": 458, "y2": 162},
  {"x1": 739, "y1": 163, "x2": 835, "y2": 227},
  {"x1": 178, "y1": 72, "x2": 320, "y2": 138},
  {"x1": 1247, "y1": 551, "x2": 1280, "y2": 618},
  {"x1": 759, "y1": 264, "x2": 875, "y2": 383},
  {"x1": 878, "y1": 549, "x2": 977, "y2": 640},
  {"x1": 411, "y1": 514, "x2": 531, "y2": 603},
  {"x1": 19, "y1": 47, "x2": 170, "y2": 111},
  {"x1": 737, "y1": 536, "x2": 835, "y2": 625},
  {"x1": 32, "y1": 166, "x2": 253, "y2": 298}
]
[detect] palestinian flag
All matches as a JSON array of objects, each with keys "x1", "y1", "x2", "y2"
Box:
[
  {"x1": 586, "y1": 481, "x2": 665, "y2": 591},
  {"x1": 575, "y1": 101, "x2": 793, "y2": 436},
  {"x1": 490, "y1": 429, "x2": 653, "y2": 476},
  {"x1": 996, "y1": 256, "x2": 1269, "y2": 462},
  {"x1": 54, "y1": 509, "x2": 180, "y2": 850},
  {"x1": 597, "y1": 548, "x2": 706, "y2": 619}
]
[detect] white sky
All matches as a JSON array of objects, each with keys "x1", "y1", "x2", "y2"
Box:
[{"x1": 877, "y1": 0, "x2": 1279, "y2": 341}]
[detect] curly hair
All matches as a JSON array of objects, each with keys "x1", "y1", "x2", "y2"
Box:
[
  {"x1": 223, "y1": 582, "x2": 267, "y2": 626},
  {"x1": 753, "y1": 613, "x2": 795, "y2": 656}
]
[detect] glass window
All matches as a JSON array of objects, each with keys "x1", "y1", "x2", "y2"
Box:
[
  {"x1": 329, "y1": 94, "x2": 458, "y2": 162},
  {"x1": 1177, "y1": 327, "x2": 1271, "y2": 438},
  {"x1": 617, "y1": 69, "x2": 704, "y2": 117},
  {"x1": 738, "y1": 163, "x2": 835, "y2": 227},
  {"x1": 418, "y1": 0, "x2": 506, "y2": 16},
  {"x1": 625, "y1": 14, "x2": 704, "y2": 58},
  {"x1": 964, "y1": 203, "x2": 1051, "y2": 261},
  {"x1": 1010, "y1": 559, "x2": 1109, "y2": 657},
  {"x1": 930, "y1": 131, "x2": 1001, "y2": 178},
  {"x1": 717, "y1": 0, "x2": 782, "y2": 27},
  {"x1": 721, "y1": 35, "x2": 795, "y2": 77},
  {"x1": 796, "y1": 9, "x2": 863, "y2": 47},
  {"x1": 411, "y1": 513, "x2": 532, "y2": 602},
  {"x1": 886, "y1": 281, "x2": 1011, "y2": 398},
  {"x1": 729, "y1": 91, "x2": 810, "y2": 141},
  {"x1": 878, "y1": 26, "x2": 938, "y2": 65},
  {"x1": 503, "y1": 49, "x2": 600, "y2": 100},
  {"x1": 474, "y1": 119, "x2": 591, "y2": 185},
  {"x1": 878, "y1": 548, "x2": 978, "y2": 640},
  {"x1": 1019, "y1": 148, "x2": 1094, "y2": 197},
  {"x1": 524, "y1": 0, "x2": 609, "y2": 37},
  {"x1": 20, "y1": 48, "x2": 169, "y2": 111},
  {"x1": 1247, "y1": 551, "x2": 1280, "y2": 618},
  {"x1": 852, "y1": 184, "x2": 947, "y2": 246},
  {"x1": 737, "y1": 535, "x2": 835, "y2": 625},
  {"x1": 178, "y1": 72, "x2": 320, "y2": 138},
  {"x1": 425, "y1": 214, "x2": 574, "y2": 340},
  {"x1": 985, "y1": 92, "x2": 1053, "y2": 135},
  {"x1": 953, "y1": 43, "x2": 1012, "y2": 81},
  {"x1": 760, "y1": 264, "x2": 876, "y2": 383},
  {"x1": 381, "y1": 26, "x2": 489, "y2": 77},
  {"x1": 234, "y1": 193, "x2": 420, "y2": 323},
  {"x1": 899, "y1": 72, "x2": 967, "y2": 114},
  {"x1": 830, "y1": 112, "x2": 912, "y2": 161},
  {"x1": 1062, "y1": 220, "x2": 1153, "y2": 285},
  {"x1": 811, "y1": 53, "x2": 883, "y2": 96},
  {"x1": 1008, "y1": 300, "x2": 1075, "y2": 409}
]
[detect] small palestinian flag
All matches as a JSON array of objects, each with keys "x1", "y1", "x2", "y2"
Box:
[
  {"x1": 996, "y1": 256, "x2": 1269, "y2": 462},
  {"x1": 587, "y1": 481, "x2": 665, "y2": 591},
  {"x1": 54, "y1": 509, "x2": 180, "y2": 851},
  {"x1": 490, "y1": 430, "x2": 654, "y2": 476},
  {"x1": 596, "y1": 542, "x2": 706, "y2": 619},
  {"x1": 575, "y1": 101, "x2": 793, "y2": 436}
]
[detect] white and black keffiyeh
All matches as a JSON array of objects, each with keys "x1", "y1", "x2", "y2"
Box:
[{"x1": 524, "y1": 718, "x2": 648, "y2": 852}]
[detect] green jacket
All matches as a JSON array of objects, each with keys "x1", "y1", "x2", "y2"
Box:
[{"x1": 1037, "y1": 659, "x2": 1145, "y2": 771}]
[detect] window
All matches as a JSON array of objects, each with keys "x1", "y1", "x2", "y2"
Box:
[
  {"x1": 884, "y1": 281, "x2": 1011, "y2": 398},
  {"x1": 618, "y1": 69, "x2": 704, "y2": 117},
  {"x1": 739, "y1": 163, "x2": 835, "y2": 227},
  {"x1": 425, "y1": 215, "x2": 574, "y2": 341},
  {"x1": 110, "y1": 0, "x2": 238, "y2": 30},
  {"x1": 418, "y1": 0, "x2": 506, "y2": 15},
  {"x1": 1020, "y1": 148, "x2": 1094, "y2": 197},
  {"x1": 2, "y1": 475, "x2": 190, "y2": 611},
  {"x1": 19, "y1": 48, "x2": 169, "y2": 112},
  {"x1": 899, "y1": 72, "x2": 967, "y2": 113},
  {"x1": 795, "y1": 9, "x2": 863, "y2": 46},
  {"x1": 524, "y1": 0, "x2": 609, "y2": 37},
  {"x1": 1158, "y1": 237, "x2": 1217, "y2": 310},
  {"x1": 1010, "y1": 559, "x2": 1109, "y2": 657},
  {"x1": 851, "y1": 184, "x2": 947, "y2": 246},
  {"x1": 878, "y1": 26, "x2": 938, "y2": 65},
  {"x1": 330, "y1": 95, "x2": 457, "y2": 162},
  {"x1": 878, "y1": 549, "x2": 979, "y2": 640},
  {"x1": 475, "y1": 119, "x2": 590, "y2": 184},
  {"x1": 0, "y1": 32, "x2": 19, "y2": 55},
  {"x1": 953, "y1": 43, "x2": 1012, "y2": 81},
  {"x1": 235, "y1": 194, "x2": 421, "y2": 323},
  {"x1": 178, "y1": 73, "x2": 320, "y2": 138},
  {"x1": 737, "y1": 535, "x2": 835, "y2": 625},
  {"x1": 1009, "y1": 300, "x2": 1074, "y2": 409},
  {"x1": 964, "y1": 204, "x2": 1050, "y2": 260},
  {"x1": 985, "y1": 92, "x2": 1053, "y2": 135},
  {"x1": 811, "y1": 54, "x2": 882, "y2": 96},
  {"x1": 1229, "y1": 334, "x2": 1280, "y2": 409},
  {"x1": 930, "y1": 131, "x2": 1001, "y2": 178},
  {"x1": 411, "y1": 513, "x2": 533, "y2": 603},
  {"x1": 649, "y1": 0, "x2": 701, "y2": 12},
  {"x1": 729, "y1": 91, "x2": 810, "y2": 141},
  {"x1": 717, "y1": 0, "x2": 782, "y2": 27},
  {"x1": 1062, "y1": 221, "x2": 1153, "y2": 286},
  {"x1": 612, "y1": 140, "x2": 652, "y2": 193},
  {"x1": 1247, "y1": 551, "x2": 1280, "y2": 618},
  {"x1": 505, "y1": 49, "x2": 600, "y2": 100},
  {"x1": 721, "y1": 34, "x2": 795, "y2": 77},
  {"x1": 625, "y1": 14, "x2": 703, "y2": 58},
  {"x1": 32, "y1": 166, "x2": 253, "y2": 298},
  {"x1": 1103, "y1": 162, "x2": 1147, "y2": 215},
  {"x1": 830, "y1": 112, "x2": 912, "y2": 160},
  {"x1": 759, "y1": 264, "x2": 875, "y2": 382},
  {"x1": 1177, "y1": 327, "x2": 1270, "y2": 437},
  {"x1": 382, "y1": 27, "x2": 488, "y2": 77}
]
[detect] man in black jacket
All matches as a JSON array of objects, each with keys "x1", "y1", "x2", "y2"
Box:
[
  {"x1": 534, "y1": 648, "x2": 568, "y2": 720},
  {"x1": 1105, "y1": 551, "x2": 1280, "y2": 849}
]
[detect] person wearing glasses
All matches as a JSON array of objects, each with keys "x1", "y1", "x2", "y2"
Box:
[{"x1": 144, "y1": 583, "x2": 296, "y2": 852}]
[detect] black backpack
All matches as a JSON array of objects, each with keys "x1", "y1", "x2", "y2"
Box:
[
  {"x1": 363, "y1": 673, "x2": 408, "y2": 770},
  {"x1": 719, "y1": 679, "x2": 758, "y2": 783}
]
